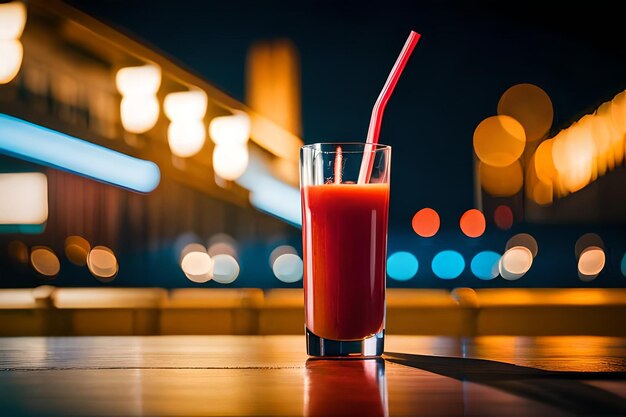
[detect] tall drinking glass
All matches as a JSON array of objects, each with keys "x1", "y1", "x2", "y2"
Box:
[{"x1": 300, "y1": 143, "x2": 391, "y2": 357}]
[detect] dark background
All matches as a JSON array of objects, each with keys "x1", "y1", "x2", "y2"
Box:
[{"x1": 3, "y1": 0, "x2": 626, "y2": 288}]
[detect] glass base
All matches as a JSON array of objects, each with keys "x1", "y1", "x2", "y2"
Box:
[{"x1": 306, "y1": 327, "x2": 385, "y2": 357}]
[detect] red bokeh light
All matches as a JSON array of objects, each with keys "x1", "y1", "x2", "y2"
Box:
[
  {"x1": 459, "y1": 209, "x2": 486, "y2": 238},
  {"x1": 411, "y1": 208, "x2": 440, "y2": 237},
  {"x1": 494, "y1": 205, "x2": 514, "y2": 230}
]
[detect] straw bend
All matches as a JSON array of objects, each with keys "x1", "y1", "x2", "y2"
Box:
[{"x1": 358, "y1": 30, "x2": 421, "y2": 184}]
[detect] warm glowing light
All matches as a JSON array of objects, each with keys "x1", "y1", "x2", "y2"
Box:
[
  {"x1": 0, "y1": 2, "x2": 27, "y2": 40},
  {"x1": 387, "y1": 251, "x2": 418, "y2": 281},
  {"x1": 272, "y1": 253, "x2": 302, "y2": 283},
  {"x1": 209, "y1": 112, "x2": 251, "y2": 146},
  {"x1": 499, "y1": 246, "x2": 532, "y2": 280},
  {"x1": 459, "y1": 209, "x2": 486, "y2": 238},
  {"x1": 167, "y1": 120, "x2": 206, "y2": 158},
  {"x1": 64, "y1": 236, "x2": 91, "y2": 266},
  {"x1": 552, "y1": 123, "x2": 595, "y2": 193},
  {"x1": 164, "y1": 90, "x2": 208, "y2": 121},
  {"x1": 479, "y1": 160, "x2": 523, "y2": 197},
  {"x1": 411, "y1": 208, "x2": 440, "y2": 237},
  {"x1": 432, "y1": 250, "x2": 464, "y2": 279},
  {"x1": 0, "y1": 40, "x2": 22, "y2": 84},
  {"x1": 470, "y1": 251, "x2": 500, "y2": 280},
  {"x1": 212, "y1": 254, "x2": 240, "y2": 284},
  {"x1": 119, "y1": 95, "x2": 160, "y2": 135},
  {"x1": 115, "y1": 65, "x2": 161, "y2": 97},
  {"x1": 0, "y1": 114, "x2": 161, "y2": 193},
  {"x1": 610, "y1": 91, "x2": 626, "y2": 135},
  {"x1": 30, "y1": 247, "x2": 60, "y2": 277},
  {"x1": 87, "y1": 246, "x2": 118, "y2": 281},
  {"x1": 181, "y1": 249, "x2": 213, "y2": 284},
  {"x1": 0, "y1": 172, "x2": 47, "y2": 224},
  {"x1": 164, "y1": 90, "x2": 208, "y2": 158},
  {"x1": 577, "y1": 246, "x2": 605, "y2": 280},
  {"x1": 534, "y1": 139, "x2": 558, "y2": 184},
  {"x1": 269, "y1": 245, "x2": 297, "y2": 267},
  {"x1": 497, "y1": 83, "x2": 553, "y2": 142},
  {"x1": 8, "y1": 240, "x2": 28, "y2": 264},
  {"x1": 473, "y1": 115, "x2": 526, "y2": 167},
  {"x1": 575, "y1": 233, "x2": 604, "y2": 258},
  {"x1": 506, "y1": 233, "x2": 538, "y2": 258},
  {"x1": 116, "y1": 65, "x2": 161, "y2": 134},
  {"x1": 493, "y1": 205, "x2": 513, "y2": 230},
  {"x1": 212, "y1": 143, "x2": 249, "y2": 181}
]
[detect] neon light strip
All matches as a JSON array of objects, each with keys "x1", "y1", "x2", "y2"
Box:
[{"x1": 0, "y1": 113, "x2": 160, "y2": 192}]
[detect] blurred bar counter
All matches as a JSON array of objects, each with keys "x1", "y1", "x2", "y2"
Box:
[{"x1": 2, "y1": 287, "x2": 626, "y2": 337}]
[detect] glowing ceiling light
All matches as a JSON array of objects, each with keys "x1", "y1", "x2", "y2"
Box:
[
  {"x1": 0, "y1": 40, "x2": 23, "y2": 84},
  {"x1": 212, "y1": 143, "x2": 249, "y2": 181},
  {"x1": 164, "y1": 89, "x2": 208, "y2": 158},
  {"x1": 209, "y1": 112, "x2": 251, "y2": 146},
  {"x1": 115, "y1": 64, "x2": 161, "y2": 134},
  {"x1": 0, "y1": 172, "x2": 47, "y2": 224},
  {"x1": 0, "y1": 2, "x2": 27, "y2": 41},
  {"x1": 0, "y1": 113, "x2": 160, "y2": 193}
]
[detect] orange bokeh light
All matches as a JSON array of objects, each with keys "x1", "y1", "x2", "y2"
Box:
[
  {"x1": 473, "y1": 115, "x2": 526, "y2": 167},
  {"x1": 479, "y1": 160, "x2": 523, "y2": 197},
  {"x1": 412, "y1": 208, "x2": 440, "y2": 238},
  {"x1": 459, "y1": 209, "x2": 485, "y2": 238},
  {"x1": 497, "y1": 83, "x2": 554, "y2": 142}
]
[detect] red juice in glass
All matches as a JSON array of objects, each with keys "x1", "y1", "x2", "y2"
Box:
[{"x1": 300, "y1": 143, "x2": 391, "y2": 356}]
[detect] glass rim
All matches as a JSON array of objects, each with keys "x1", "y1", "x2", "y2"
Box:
[{"x1": 301, "y1": 142, "x2": 391, "y2": 154}]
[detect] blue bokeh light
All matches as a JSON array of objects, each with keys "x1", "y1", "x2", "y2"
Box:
[
  {"x1": 621, "y1": 253, "x2": 626, "y2": 277},
  {"x1": 470, "y1": 251, "x2": 501, "y2": 280},
  {"x1": 432, "y1": 250, "x2": 465, "y2": 279},
  {"x1": 387, "y1": 251, "x2": 418, "y2": 281}
]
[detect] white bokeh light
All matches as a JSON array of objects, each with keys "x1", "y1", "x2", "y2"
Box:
[
  {"x1": 273, "y1": 253, "x2": 303, "y2": 283},
  {"x1": 0, "y1": 2, "x2": 27, "y2": 41},
  {"x1": 181, "y1": 250, "x2": 213, "y2": 284},
  {"x1": 212, "y1": 144, "x2": 249, "y2": 181},
  {"x1": 115, "y1": 65, "x2": 161, "y2": 97},
  {"x1": 167, "y1": 120, "x2": 206, "y2": 157},
  {"x1": 578, "y1": 246, "x2": 605, "y2": 279},
  {"x1": 269, "y1": 245, "x2": 297, "y2": 267},
  {"x1": 209, "y1": 111, "x2": 250, "y2": 146},
  {"x1": 211, "y1": 254, "x2": 239, "y2": 284},
  {"x1": 0, "y1": 40, "x2": 23, "y2": 84},
  {"x1": 87, "y1": 246, "x2": 118, "y2": 281},
  {"x1": 119, "y1": 95, "x2": 160, "y2": 134},
  {"x1": 499, "y1": 246, "x2": 533, "y2": 281}
]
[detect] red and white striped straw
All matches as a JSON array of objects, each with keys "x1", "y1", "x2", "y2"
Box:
[{"x1": 357, "y1": 30, "x2": 421, "y2": 184}]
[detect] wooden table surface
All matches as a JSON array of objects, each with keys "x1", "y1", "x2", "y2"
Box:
[{"x1": 1, "y1": 335, "x2": 625, "y2": 416}]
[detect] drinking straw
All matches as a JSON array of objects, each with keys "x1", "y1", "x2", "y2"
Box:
[
  {"x1": 334, "y1": 146, "x2": 343, "y2": 184},
  {"x1": 357, "y1": 30, "x2": 421, "y2": 184}
]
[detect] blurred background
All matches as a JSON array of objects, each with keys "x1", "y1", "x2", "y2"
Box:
[{"x1": 1, "y1": 0, "x2": 625, "y2": 294}]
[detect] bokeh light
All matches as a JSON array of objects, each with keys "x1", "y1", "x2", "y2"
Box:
[
  {"x1": 30, "y1": 246, "x2": 60, "y2": 278},
  {"x1": 473, "y1": 115, "x2": 526, "y2": 167},
  {"x1": 432, "y1": 250, "x2": 464, "y2": 279},
  {"x1": 387, "y1": 251, "x2": 418, "y2": 281},
  {"x1": 577, "y1": 246, "x2": 605, "y2": 281},
  {"x1": 207, "y1": 233, "x2": 238, "y2": 258},
  {"x1": 497, "y1": 83, "x2": 554, "y2": 142},
  {"x1": 459, "y1": 209, "x2": 486, "y2": 238},
  {"x1": 115, "y1": 64, "x2": 161, "y2": 97},
  {"x1": 621, "y1": 253, "x2": 626, "y2": 277},
  {"x1": 64, "y1": 236, "x2": 91, "y2": 266},
  {"x1": 115, "y1": 64, "x2": 161, "y2": 134},
  {"x1": 209, "y1": 111, "x2": 251, "y2": 146},
  {"x1": 493, "y1": 205, "x2": 514, "y2": 230},
  {"x1": 506, "y1": 233, "x2": 538, "y2": 258},
  {"x1": 212, "y1": 143, "x2": 249, "y2": 181},
  {"x1": 575, "y1": 233, "x2": 604, "y2": 258},
  {"x1": 0, "y1": 1, "x2": 27, "y2": 41},
  {"x1": 212, "y1": 254, "x2": 240, "y2": 284},
  {"x1": 272, "y1": 253, "x2": 302, "y2": 283},
  {"x1": 411, "y1": 208, "x2": 440, "y2": 237},
  {"x1": 0, "y1": 40, "x2": 23, "y2": 84},
  {"x1": 470, "y1": 251, "x2": 501, "y2": 280},
  {"x1": 533, "y1": 139, "x2": 558, "y2": 184},
  {"x1": 8, "y1": 240, "x2": 28, "y2": 264},
  {"x1": 87, "y1": 246, "x2": 118, "y2": 281},
  {"x1": 479, "y1": 160, "x2": 523, "y2": 197},
  {"x1": 164, "y1": 89, "x2": 208, "y2": 158},
  {"x1": 269, "y1": 245, "x2": 297, "y2": 267},
  {"x1": 181, "y1": 249, "x2": 212, "y2": 284},
  {"x1": 499, "y1": 246, "x2": 533, "y2": 280}
]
